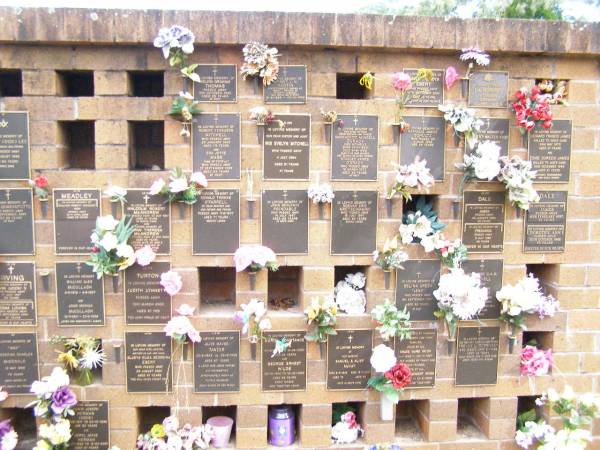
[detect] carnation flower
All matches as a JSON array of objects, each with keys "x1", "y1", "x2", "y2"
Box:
[
  {"x1": 391, "y1": 72, "x2": 412, "y2": 91},
  {"x1": 385, "y1": 362, "x2": 412, "y2": 389},
  {"x1": 445, "y1": 66, "x2": 459, "y2": 89},
  {"x1": 135, "y1": 245, "x2": 156, "y2": 266},
  {"x1": 233, "y1": 245, "x2": 278, "y2": 272},
  {"x1": 160, "y1": 270, "x2": 183, "y2": 296},
  {"x1": 520, "y1": 345, "x2": 552, "y2": 377},
  {"x1": 168, "y1": 177, "x2": 188, "y2": 193}
]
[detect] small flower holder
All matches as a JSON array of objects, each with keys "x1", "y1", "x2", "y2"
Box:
[
  {"x1": 447, "y1": 338, "x2": 456, "y2": 355},
  {"x1": 247, "y1": 197, "x2": 256, "y2": 219},
  {"x1": 250, "y1": 340, "x2": 258, "y2": 360},
  {"x1": 452, "y1": 199, "x2": 461, "y2": 219},
  {"x1": 111, "y1": 202, "x2": 119, "y2": 218},
  {"x1": 508, "y1": 335, "x2": 517, "y2": 354},
  {"x1": 40, "y1": 269, "x2": 51, "y2": 292},
  {"x1": 380, "y1": 394, "x2": 394, "y2": 421},
  {"x1": 383, "y1": 269, "x2": 392, "y2": 290},
  {"x1": 460, "y1": 77, "x2": 469, "y2": 99},
  {"x1": 516, "y1": 207, "x2": 522, "y2": 219},
  {"x1": 113, "y1": 343, "x2": 122, "y2": 364},
  {"x1": 182, "y1": 342, "x2": 189, "y2": 361},
  {"x1": 324, "y1": 122, "x2": 332, "y2": 145},
  {"x1": 319, "y1": 341, "x2": 326, "y2": 359},
  {"x1": 251, "y1": 77, "x2": 260, "y2": 95},
  {"x1": 385, "y1": 198, "x2": 393, "y2": 218},
  {"x1": 453, "y1": 133, "x2": 462, "y2": 148},
  {"x1": 177, "y1": 202, "x2": 187, "y2": 219},
  {"x1": 318, "y1": 202, "x2": 325, "y2": 220},
  {"x1": 111, "y1": 273, "x2": 120, "y2": 293},
  {"x1": 522, "y1": 132, "x2": 528, "y2": 149},
  {"x1": 248, "y1": 270, "x2": 257, "y2": 291},
  {"x1": 39, "y1": 198, "x2": 49, "y2": 218},
  {"x1": 256, "y1": 123, "x2": 265, "y2": 143}
]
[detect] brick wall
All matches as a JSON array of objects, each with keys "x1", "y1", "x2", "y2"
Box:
[{"x1": 0, "y1": 8, "x2": 599, "y2": 449}]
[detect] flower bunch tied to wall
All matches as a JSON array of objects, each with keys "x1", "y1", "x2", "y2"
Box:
[
  {"x1": 368, "y1": 344, "x2": 412, "y2": 421},
  {"x1": 496, "y1": 274, "x2": 559, "y2": 353},
  {"x1": 233, "y1": 298, "x2": 271, "y2": 359},
  {"x1": 372, "y1": 236, "x2": 408, "y2": 289},
  {"x1": 433, "y1": 268, "x2": 487, "y2": 354},
  {"x1": 304, "y1": 296, "x2": 338, "y2": 357},
  {"x1": 334, "y1": 272, "x2": 367, "y2": 315},
  {"x1": 150, "y1": 168, "x2": 208, "y2": 218},
  {"x1": 51, "y1": 335, "x2": 106, "y2": 386},
  {"x1": 512, "y1": 85, "x2": 553, "y2": 146},
  {"x1": 233, "y1": 244, "x2": 278, "y2": 290},
  {"x1": 240, "y1": 41, "x2": 280, "y2": 90}
]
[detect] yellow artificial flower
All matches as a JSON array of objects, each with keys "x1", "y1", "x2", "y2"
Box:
[
  {"x1": 307, "y1": 307, "x2": 318, "y2": 321},
  {"x1": 359, "y1": 72, "x2": 375, "y2": 90},
  {"x1": 415, "y1": 68, "x2": 433, "y2": 82},
  {"x1": 150, "y1": 424, "x2": 166, "y2": 439},
  {"x1": 57, "y1": 351, "x2": 79, "y2": 370}
]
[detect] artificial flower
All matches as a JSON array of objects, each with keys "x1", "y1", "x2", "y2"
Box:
[
  {"x1": 370, "y1": 344, "x2": 397, "y2": 373},
  {"x1": 445, "y1": 66, "x2": 459, "y2": 89},
  {"x1": 175, "y1": 304, "x2": 195, "y2": 316},
  {"x1": 160, "y1": 270, "x2": 183, "y2": 296},
  {"x1": 135, "y1": 245, "x2": 156, "y2": 266}
]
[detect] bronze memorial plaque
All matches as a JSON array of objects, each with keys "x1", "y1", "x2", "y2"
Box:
[
  {"x1": 193, "y1": 189, "x2": 240, "y2": 255},
  {"x1": 192, "y1": 113, "x2": 241, "y2": 180},
  {"x1": 461, "y1": 259, "x2": 503, "y2": 319},
  {"x1": 469, "y1": 118, "x2": 509, "y2": 157},
  {"x1": 462, "y1": 190, "x2": 505, "y2": 253},
  {"x1": 395, "y1": 328, "x2": 437, "y2": 388},
  {"x1": 193, "y1": 64, "x2": 237, "y2": 103},
  {"x1": 468, "y1": 71, "x2": 509, "y2": 108},
  {"x1": 70, "y1": 401, "x2": 110, "y2": 450},
  {"x1": 395, "y1": 260, "x2": 440, "y2": 321},
  {"x1": 456, "y1": 326, "x2": 500, "y2": 386},
  {"x1": 331, "y1": 114, "x2": 378, "y2": 181},
  {"x1": 261, "y1": 190, "x2": 309, "y2": 255},
  {"x1": 125, "y1": 189, "x2": 171, "y2": 255},
  {"x1": 404, "y1": 69, "x2": 444, "y2": 107},
  {"x1": 327, "y1": 329, "x2": 373, "y2": 390},
  {"x1": 0, "y1": 111, "x2": 29, "y2": 180},
  {"x1": 331, "y1": 191, "x2": 378, "y2": 255},
  {"x1": 263, "y1": 114, "x2": 310, "y2": 180},
  {"x1": 54, "y1": 189, "x2": 100, "y2": 255},
  {"x1": 528, "y1": 119, "x2": 572, "y2": 183},
  {"x1": 0, "y1": 188, "x2": 34, "y2": 255},
  {"x1": 524, "y1": 191, "x2": 568, "y2": 253},
  {"x1": 261, "y1": 331, "x2": 307, "y2": 392},
  {"x1": 400, "y1": 116, "x2": 446, "y2": 181},
  {"x1": 264, "y1": 65, "x2": 307, "y2": 104},
  {"x1": 194, "y1": 331, "x2": 240, "y2": 393},
  {"x1": 125, "y1": 262, "x2": 171, "y2": 325},
  {"x1": 125, "y1": 331, "x2": 172, "y2": 393},
  {"x1": 0, "y1": 262, "x2": 36, "y2": 326},
  {"x1": 56, "y1": 262, "x2": 104, "y2": 327},
  {"x1": 0, "y1": 332, "x2": 39, "y2": 394}
]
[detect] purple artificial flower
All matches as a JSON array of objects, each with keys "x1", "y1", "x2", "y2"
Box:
[
  {"x1": 50, "y1": 385, "x2": 77, "y2": 415},
  {"x1": 0, "y1": 419, "x2": 12, "y2": 436}
]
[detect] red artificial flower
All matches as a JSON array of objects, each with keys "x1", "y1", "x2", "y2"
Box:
[
  {"x1": 384, "y1": 362, "x2": 412, "y2": 389},
  {"x1": 542, "y1": 120, "x2": 553, "y2": 129},
  {"x1": 338, "y1": 120, "x2": 344, "y2": 129},
  {"x1": 515, "y1": 88, "x2": 527, "y2": 101},
  {"x1": 91, "y1": 246, "x2": 100, "y2": 253},
  {"x1": 34, "y1": 175, "x2": 49, "y2": 188},
  {"x1": 531, "y1": 85, "x2": 541, "y2": 98}
]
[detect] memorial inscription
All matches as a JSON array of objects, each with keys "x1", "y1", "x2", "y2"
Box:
[
  {"x1": 54, "y1": 189, "x2": 100, "y2": 255},
  {"x1": 262, "y1": 331, "x2": 307, "y2": 392},
  {"x1": 528, "y1": 119, "x2": 572, "y2": 183},
  {"x1": 261, "y1": 190, "x2": 308, "y2": 254},
  {"x1": 264, "y1": 65, "x2": 307, "y2": 104},
  {"x1": 56, "y1": 262, "x2": 104, "y2": 326},
  {"x1": 468, "y1": 71, "x2": 509, "y2": 108},
  {"x1": 331, "y1": 191, "x2": 378, "y2": 255},
  {"x1": 456, "y1": 326, "x2": 500, "y2": 386},
  {"x1": 70, "y1": 401, "x2": 110, "y2": 450},
  {"x1": 400, "y1": 116, "x2": 445, "y2": 181},
  {"x1": 326, "y1": 329, "x2": 372, "y2": 390},
  {"x1": 524, "y1": 191, "x2": 568, "y2": 253},
  {"x1": 263, "y1": 114, "x2": 310, "y2": 180},
  {"x1": 462, "y1": 190, "x2": 505, "y2": 253},
  {"x1": 125, "y1": 189, "x2": 170, "y2": 255},
  {"x1": 395, "y1": 328, "x2": 437, "y2": 388},
  {"x1": 0, "y1": 188, "x2": 34, "y2": 255},
  {"x1": 404, "y1": 69, "x2": 444, "y2": 107},
  {"x1": 125, "y1": 262, "x2": 171, "y2": 325},
  {"x1": 125, "y1": 331, "x2": 172, "y2": 393},
  {"x1": 192, "y1": 113, "x2": 241, "y2": 180},
  {"x1": 331, "y1": 115, "x2": 378, "y2": 181},
  {"x1": 193, "y1": 64, "x2": 237, "y2": 103},
  {"x1": 194, "y1": 331, "x2": 240, "y2": 393},
  {"x1": 461, "y1": 259, "x2": 503, "y2": 319},
  {"x1": 0, "y1": 332, "x2": 38, "y2": 394},
  {"x1": 0, "y1": 111, "x2": 29, "y2": 180},
  {"x1": 0, "y1": 262, "x2": 36, "y2": 326},
  {"x1": 193, "y1": 189, "x2": 240, "y2": 255},
  {"x1": 395, "y1": 260, "x2": 440, "y2": 321}
]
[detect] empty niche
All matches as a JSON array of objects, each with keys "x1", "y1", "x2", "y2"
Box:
[
  {"x1": 128, "y1": 71, "x2": 164, "y2": 97},
  {"x1": 395, "y1": 400, "x2": 426, "y2": 442},
  {"x1": 267, "y1": 404, "x2": 300, "y2": 447},
  {"x1": 336, "y1": 73, "x2": 371, "y2": 100},
  {"x1": 0, "y1": 407, "x2": 37, "y2": 449},
  {"x1": 202, "y1": 405, "x2": 237, "y2": 447},
  {"x1": 58, "y1": 120, "x2": 96, "y2": 169},
  {"x1": 198, "y1": 267, "x2": 236, "y2": 313},
  {"x1": 128, "y1": 121, "x2": 164, "y2": 170},
  {"x1": 56, "y1": 70, "x2": 94, "y2": 97},
  {"x1": 137, "y1": 406, "x2": 171, "y2": 435},
  {"x1": 268, "y1": 266, "x2": 302, "y2": 313},
  {"x1": 456, "y1": 398, "x2": 487, "y2": 440},
  {"x1": 0, "y1": 69, "x2": 23, "y2": 96},
  {"x1": 332, "y1": 402, "x2": 365, "y2": 445}
]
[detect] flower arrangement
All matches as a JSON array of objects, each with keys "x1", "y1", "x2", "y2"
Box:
[
  {"x1": 160, "y1": 270, "x2": 183, "y2": 296},
  {"x1": 371, "y1": 298, "x2": 411, "y2": 342},
  {"x1": 307, "y1": 183, "x2": 334, "y2": 204},
  {"x1": 368, "y1": 344, "x2": 412, "y2": 420},
  {"x1": 164, "y1": 304, "x2": 200, "y2": 344},
  {"x1": 249, "y1": 106, "x2": 284, "y2": 127},
  {"x1": 433, "y1": 268, "x2": 487, "y2": 352},
  {"x1": 136, "y1": 415, "x2": 214, "y2": 450},
  {"x1": 373, "y1": 236, "x2": 408, "y2": 272},
  {"x1": 34, "y1": 419, "x2": 72, "y2": 450},
  {"x1": 520, "y1": 345, "x2": 553, "y2": 377},
  {"x1": 537, "y1": 79, "x2": 568, "y2": 106},
  {"x1": 168, "y1": 91, "x2": 202, "y2": 138},
  {"x1": 496, "y1": 274, "x2": 559, "y2": 342},
  {"x1": 512, "y1": 86, "x2": 553, "y2": 135},
  {"x1": 433, "y1": 238, "x2": 468, "y2": 269},
  {"x1": 387, "y1": 157, "x2": 435, "y2": 202},
  {"x1": 51, "y1": 336, "x2": 106, "y2": 386},
  {"x1": 438, "y1": 103, "x2": 484, "y2": 149},
  {"x1": 240, "y1": 42, "x2": 280, "y2": 86},
  {"x1": 400, "y1": 198, "x2": 446, "y2": 252},
  {"x1": 87, "y1": 215, "x2": 135, "y2": 279},
  {"x1": 331, "y1": 410, "x2": 363, "y2": 444},
  {"x1": 498, "y1": 155, "x2": 540, "y2": 211},
  {"x1": 233, "y1": 298, "x2": 272, "y2": 344},
  {"x1": 103, "y1": 185, "x2": 127, "y2": 209},
  {"x1": 28, "y1": 367, "x2": 76, "y2": 420},
  {"x1": 304, "y1": 296, "x2": 338, "y2": 344},
  {"x1": 334, "y1": 272, "x2": 367, "y2": 315},
  {"x1": 0, "y1": 388, "x2": 18, "y2": 450},
  {"x1": 233, "y1": 245, "x2": 278, "y2": 273},
  {"x1": 459, "y1": 47, "x2": 490, "y2": 79},
  {"x1": 456, "y1": 140, "x2": 502, "y2": 190},
  {"x1": 515, "y1": 386, "x2": 600, "y2": 450},
  {"x1": 319, "y1": 108, "x2": 344, "y2": 128},
  {"x1": 154, "y1": 25, "x2": 196, "y2": 75},
  {"x1": 149, "y1": 168, "x2": 208, "y2": 205},
  {"x1": 29, "y1": 174, "x2": 50, "y2": 200}
]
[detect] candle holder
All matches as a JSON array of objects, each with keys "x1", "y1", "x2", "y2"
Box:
[
  {"x1": 40, "y1": 269, "x2": 51, "y2": 292},
  {"x1": 247, "y1": 198, "x2": 256, "y2": 219}
]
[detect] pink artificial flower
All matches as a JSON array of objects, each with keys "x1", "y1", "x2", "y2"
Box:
[
  {"x1": 233, "y1": 245, "x2": 277, "y2": 272},
  {"x1": 445, "y1": 66, "x2": 459, "y2": 89},
  {"x1": 391, "y1": 72, "x2": 412, "y2": 92},
  {"x1": 149, "y1": 178, "x2": 166, "y2": 195},
  {"x1": 164, "y1": 315, "x2": 200, "y2": 343},
  {"x1": 190, "y1": 172, "x2": 208, "y2": 188},
  {"x1": 160, "y1": 270, "x2": 183, "y2": 296},
  {"x1": 135, "y1": 245, "x2": 156, "y2": 267},
  {"x1": 341, "y1": 411, "x2": 358, "y2": 429},
  {"x1": 520, "y1": 345, "x2": 553, "y2": 377},
  {"x1": 176, "y1": 303, "x2": 195, "y2": 316}
]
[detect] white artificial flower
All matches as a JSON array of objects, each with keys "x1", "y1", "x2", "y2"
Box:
[
  {"x1": 116, "y1": 243, "x2": 136, "y2": 268},
  {"x1": 90, "y1": 232, "x2": 99, "y2": 244},
  {"x1": 98, "y1": 232, "x2": 118, "y2": 252},
  {"x1": 331, "y1": 421, "x2": 360, "y2": 444},
  {"x1": 258, "y1": 318, "x2": 272, "y2": 330},
  {"x1": 420, "y1": 232, "x2": 442, "y2": 253},
  {"x1": 104, "y1": 185, "x2": 127, "y2": 198},
  {"x1": 79, "y1": 345, "x2": 106, "y2": 370},
  {"x1": 169, "y1": 177, "x2": 189, "y2": 193},
  {"x1": 345, "y1": 272, "x2": 366, "y2": 289},
  {"x1": 334, "y1": 282, "x2": 366, "y2": 315},
  {"x1": 370, "y1": 344, "x2": 397, "y2": 373},
  {"x1": 96, "y1": 215, "x2": 119, "y2": 232},
  {"x1": 413, "y1": 215, "x2": 433, "y2": 240},
  {"x1": 399, "y1": 223, "x2": 415, "y2": 244},
  {"x1": 1, "y1": 430, "x2": 18, "y2": 450},
  {"x1": 149, "y1": 178, "x2": 166, "y2": 196},
  {"x1": 434, "y1": 268, "x2": 487, "y2": 320}
]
